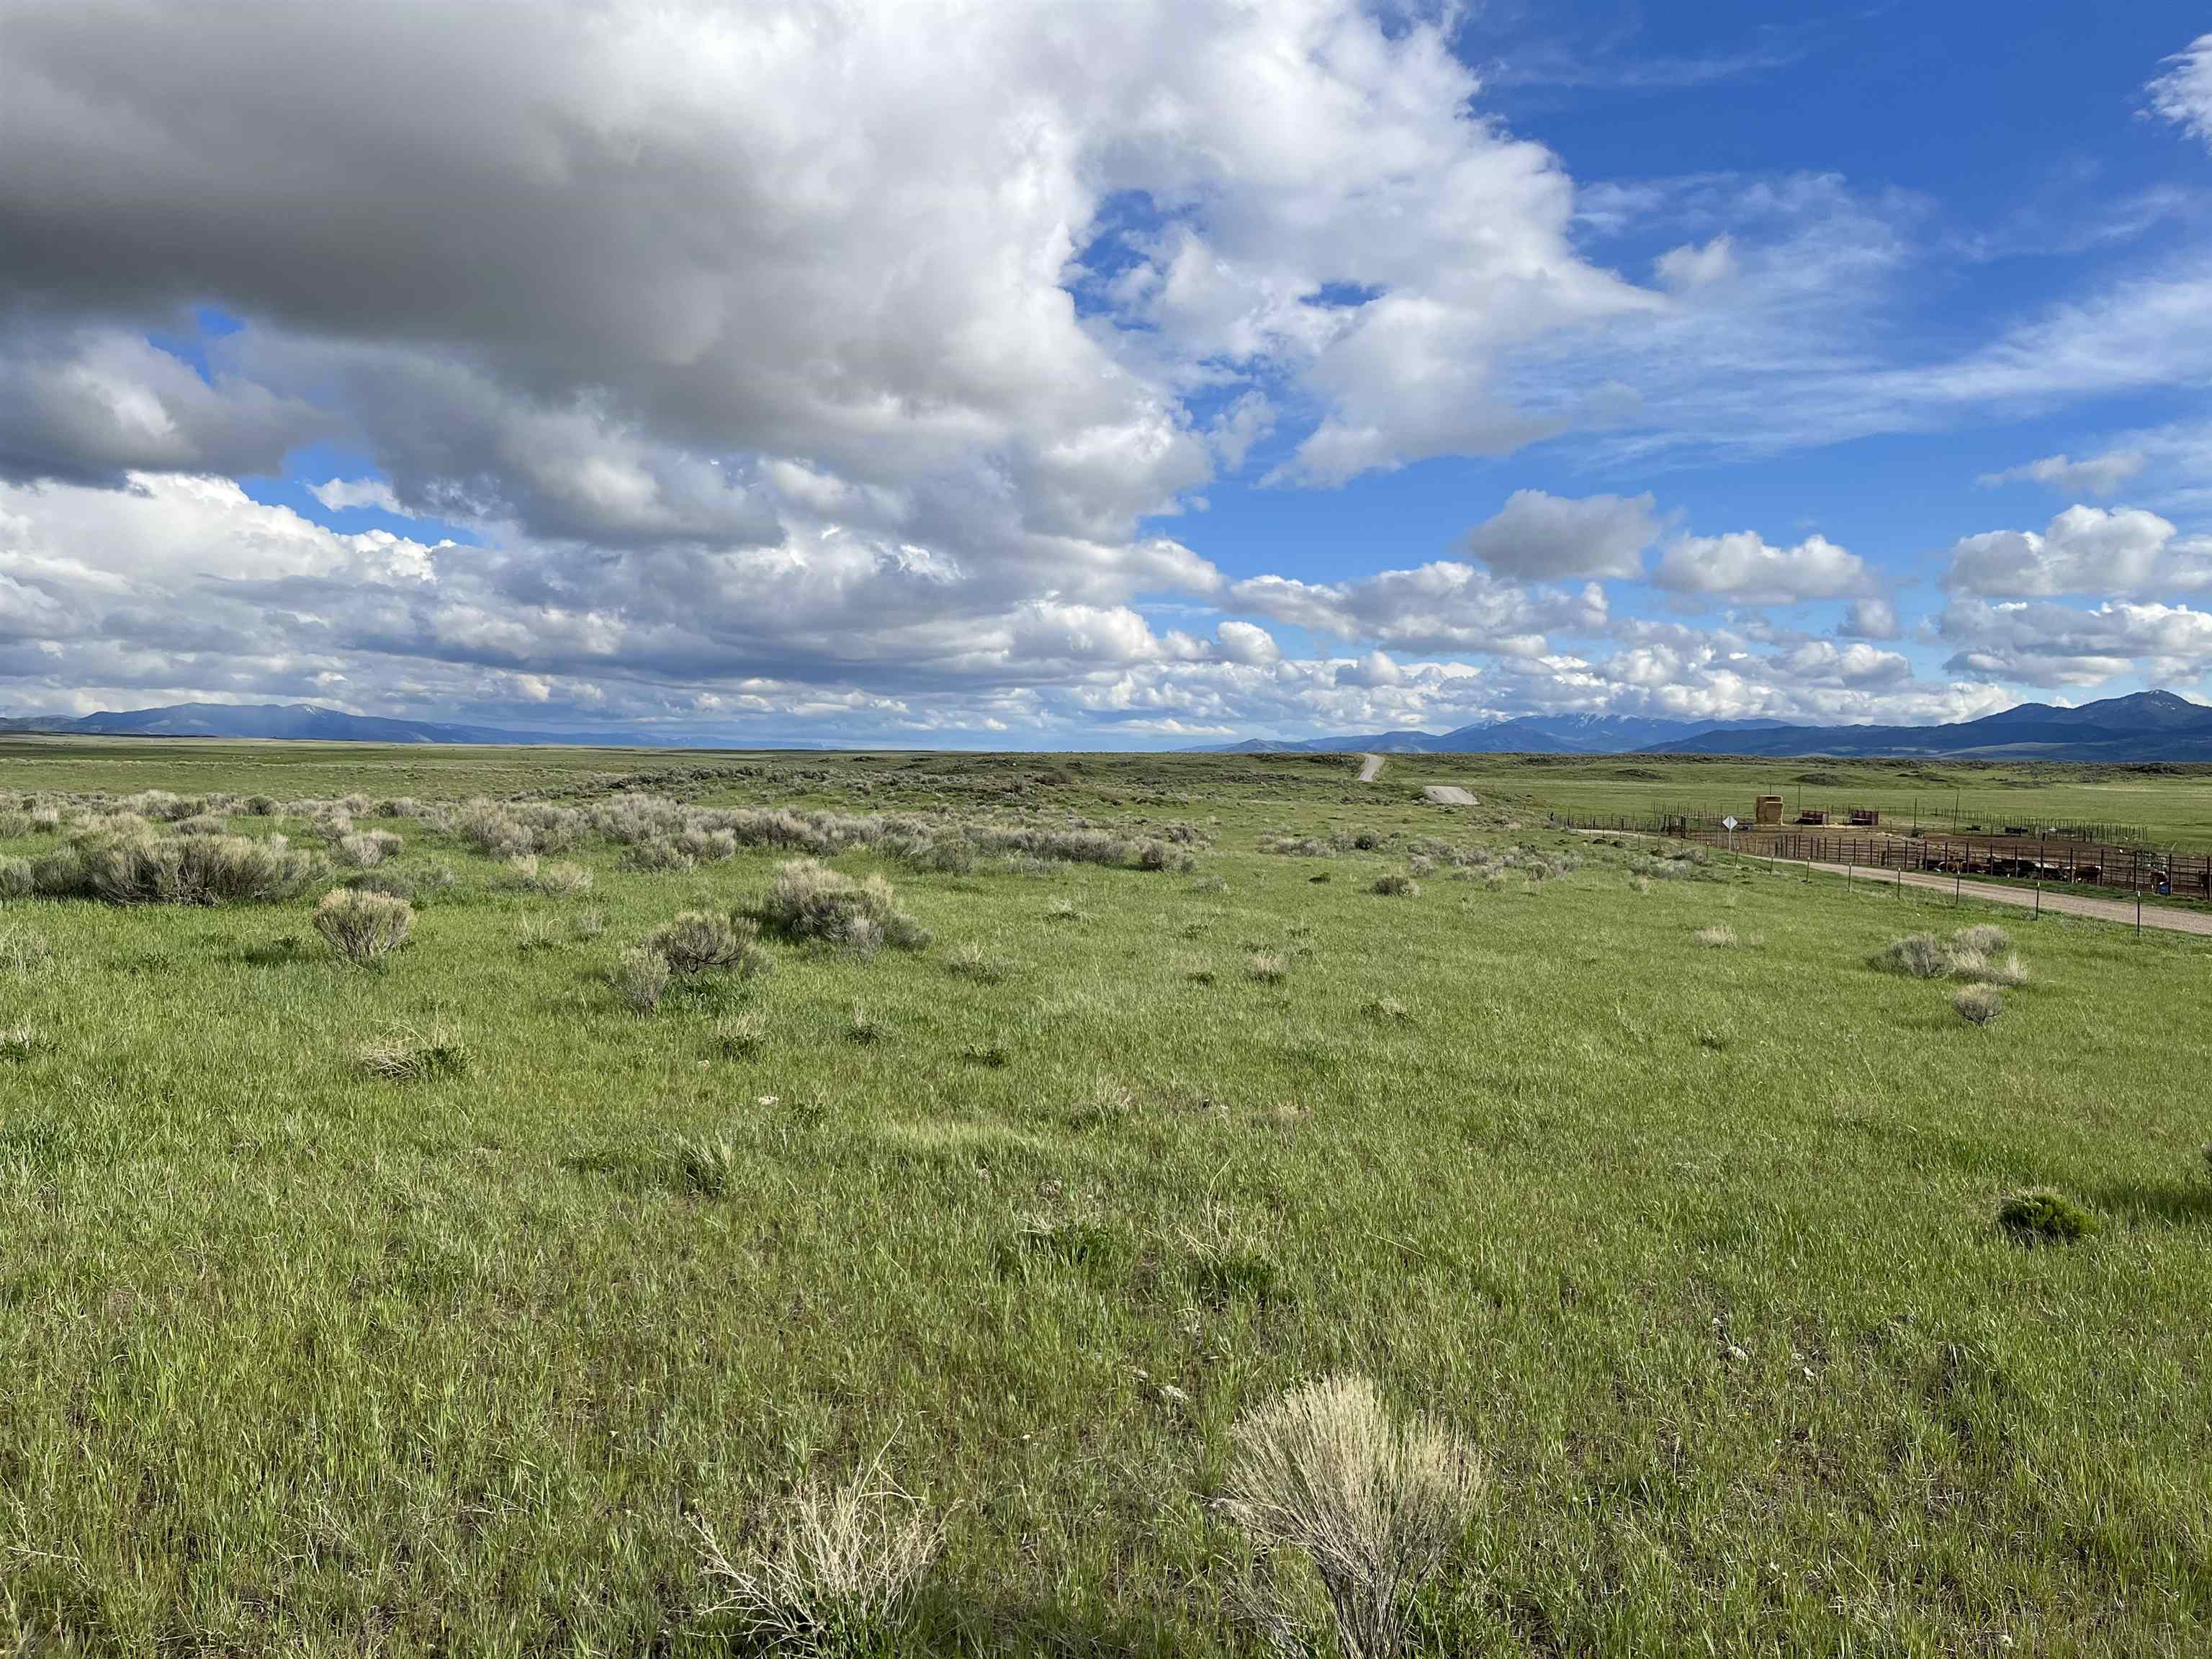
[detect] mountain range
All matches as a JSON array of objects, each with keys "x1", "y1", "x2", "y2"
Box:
[
  {"x1": 2, "y1": 692, "x2": 2210, "y2": 760},
  {"x1": 1197, "y1": 691, "x2": 2212, "y2": 763},
  {"x1": 0, "y1": 702, "x2": 670, "y2": 747}
]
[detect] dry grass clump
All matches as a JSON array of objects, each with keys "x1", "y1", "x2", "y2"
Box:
[
  {"x1": 1068, "y1": 1076, "x2": 1138, "y2": 1128},
  {"x1": 612, "y1": 945, "x2": 671, "y2": 1012},
  {"x1": 515, "y1": 913, "x2": 562, "y2": 953},
  {"x1": 1874, "y1": 927, "x2": 2030, "y2": 985},
  {"x1": 944, "y1": 940, "x2": 1011, "y2": 984},
  {"x1": 714, "y1": 1010, "x2": 768, "y2": 1058},
  {"x1": 1954, "y1": 983, "x2": 2004, "y2": 1025},
  {"x1": 0, "y1": 928, "x2": 50, "y2": 974},
  {"x1": 846, "y1": 1004, "x2": 883, "y2": 1045},
  {"x1": 507, "y1": 854, "x2": 593, "y2": 895},
  {"x1": 1369, "y1": 873, "x2": 1419, "y2": 898},
  {"x1": 1222, "y1": 1374, "x2": 1481, "y2": 1659},
  {"x1": 1246, "y1": 952, "x2": 1289, "y2": 984},
  {"x1": 357, "y1": 1025, "x2": 468, "y2": 1082},
  {"x1": 755, "y1": 859, "x2": 929, "y2": 954},
  {"x1": 313, "y1": 888, "x2": 414, "y2": 965},
  {"x1": 0, "y1": 1026, "x2": 35, "y2": 1062},
  {"x1": 696, "y1": 1452, "x2": 943, "y2": 1655},
  {"x1": 645, "y1": 909, "x2": 773, "y2": 977},
  {"x1": 1359, "y1": 996, "x2": 1413, "y2": 1024},
  {"x1": 1694, "y1": 925, "x2": 1737, "y2": 948}
]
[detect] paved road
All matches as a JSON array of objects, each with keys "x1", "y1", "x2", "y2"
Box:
[
  {"x1": 1802, "y1": 858, "x2": 2212, "y2": 936},
  {"x1": 1357, "y1": 753, "x2": 1384, "y2": 783}
]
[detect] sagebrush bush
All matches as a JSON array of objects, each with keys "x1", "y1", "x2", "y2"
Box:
[
  {"x1": 647, "y1": 909, "x2": 772, "y2": 976},
  {"x1": 1997, "y1": 1187, "x2": 2099, "y2": 1244},
  {"x1": 313, "y1": 888, "x2": 413, "y2": 964},
  {"x1": 522, "y1": 858, "x2": 593, "y2": 895},
  {"x1": 0, "y1": 856, "x2": 32, "y2": 899},
  {"x1": 755, "y1": 859, "x2": 928, "y2": 953},
  {"x1": 1370, "y1": 874, "x2": 1419, "y2": 897},
  {"x1": 1223, "y1": 1374, "x2": 1481, "y2": 1659},
  {"x1": 1954, "y1": 983, "x2": 2003, "y2": 1025},
  {"x1": 1952, "y1": 923, "x2": 2011, "y2": 956},
  {"x1": 1874, "y1": 932, "x2": 1954, "y2": 979},
  {"x1": 46, "y1": 830, "x2": 324, "y2": 906},
  {"x1": 624, "y1": 838, "x2": 698, "y2": 873},
  {"x1": 612, "y1": 945, "x2": 670, "y2": 1012},
  {"x1": 343, "y1": 869, "x2": 415, "y2": 902},
  {"x1": 696, "y1": 1452, "x2": 942, "y2": 1653}
]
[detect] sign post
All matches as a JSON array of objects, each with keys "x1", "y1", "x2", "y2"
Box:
[{"x1": 1722, "y1": 816, "x2": 1738, "y2": 860}]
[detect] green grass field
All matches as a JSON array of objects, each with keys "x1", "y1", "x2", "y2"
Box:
[{"x1": 1, "y1": 742, "x2": 2207, "y2": 1655}]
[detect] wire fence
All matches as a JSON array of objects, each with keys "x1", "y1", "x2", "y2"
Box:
[{"x1": 1554, "y1": 814, "x2": 2208, "y2": 900}]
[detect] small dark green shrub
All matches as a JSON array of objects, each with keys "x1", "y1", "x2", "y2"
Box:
[{"x1": 1997, "y1": 1187, "x2": 2100, "y2": 1245}]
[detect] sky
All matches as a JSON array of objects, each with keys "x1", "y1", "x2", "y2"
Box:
[{"x1": 1, "y1": 1, "x2": 2209, "y2": 747}]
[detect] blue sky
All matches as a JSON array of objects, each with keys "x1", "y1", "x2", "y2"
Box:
[{"x1": 1, "y1": 2, "x2": 2209, "y2": 743}]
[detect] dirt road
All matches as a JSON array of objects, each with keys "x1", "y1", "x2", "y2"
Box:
[
  {"x1": 1357, "y1": 753, "x2": 1384, "y2": 783},
  {"x1": 1801, "y1": 859, "x2": 2212, "y2": 937}
]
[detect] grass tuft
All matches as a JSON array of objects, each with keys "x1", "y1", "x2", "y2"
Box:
[
  {"x1": 358, "y1": 1025, "x2": 469, "y2": 1082},
  {"x1": 695, "y1": 1451, "x2": 942, "y2": 1654},
  {"x1": 944, "y1": 940, "x2": 1011, "y2": 984},
  {"x1": 612, "y1": 945, "x2": 671, "y2": 1012},
  {"x1": 1222, "y1": 1373, "x2": 1482, "y2": 1659}
]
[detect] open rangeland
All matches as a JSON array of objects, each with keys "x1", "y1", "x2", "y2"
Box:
[{"x1": 0, "y1": 741, "x2": 2207, "y2": 1655}]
